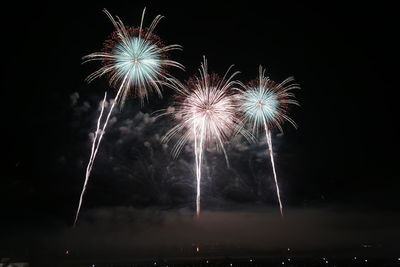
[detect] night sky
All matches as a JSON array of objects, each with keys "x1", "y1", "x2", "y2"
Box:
[{"x1": 2, "y1": 1, "x2": 399, "y2": 259}]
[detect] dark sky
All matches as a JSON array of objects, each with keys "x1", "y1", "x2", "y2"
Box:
[{"x1": 1, "y1": 1, "x2": 399, "y2": 258}]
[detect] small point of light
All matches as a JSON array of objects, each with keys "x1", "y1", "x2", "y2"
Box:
[
  {"x1": 287, "y1": 248, "x2": 291, "y2": 251},
  {"x1": 196, "y1": 246, "x2": 200, "y2": 252},
  {"x1": 325, "y1": 261, "x2": 328, "y2": 264},
  {"x1": 230, "y1": 263, "x2": 232, "y2": 266},
  {"x1": 153, "y1": 262, "x2": 157, "y2": 265},
  {"x1": 281, "y1": 262, "x2": 285, "y2": 265},
  {"x1": 65, "y1": 250, "x2": 69, "y2": 255},
  {"x1": 354, "y1": 257, "x2": 357, "y2": 260},
  {"x1": 249, "y1": 259, "x2": 252, "y2": 262},
  {"x1": 365, "y1": 259, "x2": 368, "y2": 262},
  {"x1": 323, "y1": 257, "x2": 326, "y2": 260},
  {"x1": 288, "y1": 258, "x2": 291, "y2": 261},
  {"x1": 206, "y1": 260, "x2": 209, "y2": 264}
]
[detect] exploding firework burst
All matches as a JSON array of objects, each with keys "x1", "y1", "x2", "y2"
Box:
[
  {"x1": 162, "y1": 57, "x2": 251, "y2": 216},
  {"x1": 74, "y1": 8, "x2": 183, "y2": 227},
  {"x1": 239, "y1": 66, "x2": 299, "y2": 217},
  {"x1": 84, "y1": 9, "x2": 184, "y2": 106}
]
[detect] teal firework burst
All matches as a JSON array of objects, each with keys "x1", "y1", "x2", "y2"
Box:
[
  {"x1": 74, "y1": 8, "x2": 183, "y2": 227},
  {"x1": 239, "y1": 66, "x2": 299, "y2": 217},
  {"x1": 240, "y1": 66, "x2": 299, "y2": 133},
  {"x1": 83, "y1": 8, "x2": 184, "y2": 106}
]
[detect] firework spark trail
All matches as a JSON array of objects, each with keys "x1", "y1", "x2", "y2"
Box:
[
  {"x1": 87, "y1": 75, "x2": 128, "y2": 175},
  {"x1": 73, "y1": 92, "x2": 107, "y2": 227},
  {"x1": 87, "y1": 92, "x2": 108, "y2": 177},
  {"x1": 264, "y1": 123, "x2": 283, "y2": 217},
  {"x1": 74, "y1": 76, "x2": 128, "y2": 227},
  {"x1": 74, "y1": 8, "x2": 183, "y2": 226},
  {"x1": 193, "y1": 122, "x2": 200, "y2": 216},
  {"x1": 194, "y1": 118, "x2": 206, "y2": 217},
  {"x1": 239, "y1": 66, "x2": 299, "y2": 217}
]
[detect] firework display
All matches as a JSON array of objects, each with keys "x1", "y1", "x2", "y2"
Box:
[
  {"x1": 162, "y1": 58, "x2": 251, "y2": 216},
  {"x1": 74, "y1": 8, "x2": 183, "y2": 226},
  {"x1": 76, "y1": 8, "x2": 299, "y2": 223},
  {"x1": 239, "y1": 66, "x2": 299, "y2": 217}
]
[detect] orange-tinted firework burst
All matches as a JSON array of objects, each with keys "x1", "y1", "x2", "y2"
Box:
[{"x1": 162, "y1": 57, "x2": 251, "y2": 216}]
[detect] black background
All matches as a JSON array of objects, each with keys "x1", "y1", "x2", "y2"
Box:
[{"x1": 1, "y1": 1, "x2": 398, "y2": 256}]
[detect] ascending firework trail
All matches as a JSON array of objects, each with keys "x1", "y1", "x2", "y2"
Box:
[
  {"x1": 162, "y1": 57, "x2": 252, "y2": 217},
  {"x1": 239, "y1": 66, "x2": 299, "y2": 217},
  {"x1": 74, "y1": 8, "x2": 183, "y2": 227}
]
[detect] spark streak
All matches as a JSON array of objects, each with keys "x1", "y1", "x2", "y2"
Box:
[
  {"x1": 265, "y1": 123, "x2": 283, "y2": 217},
  {"x1": 74, "y1": 92, "x2": 107, "y2": 227},
  {"x1": 74, "y1": 76, "x2": 128, "y2": 227}
]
